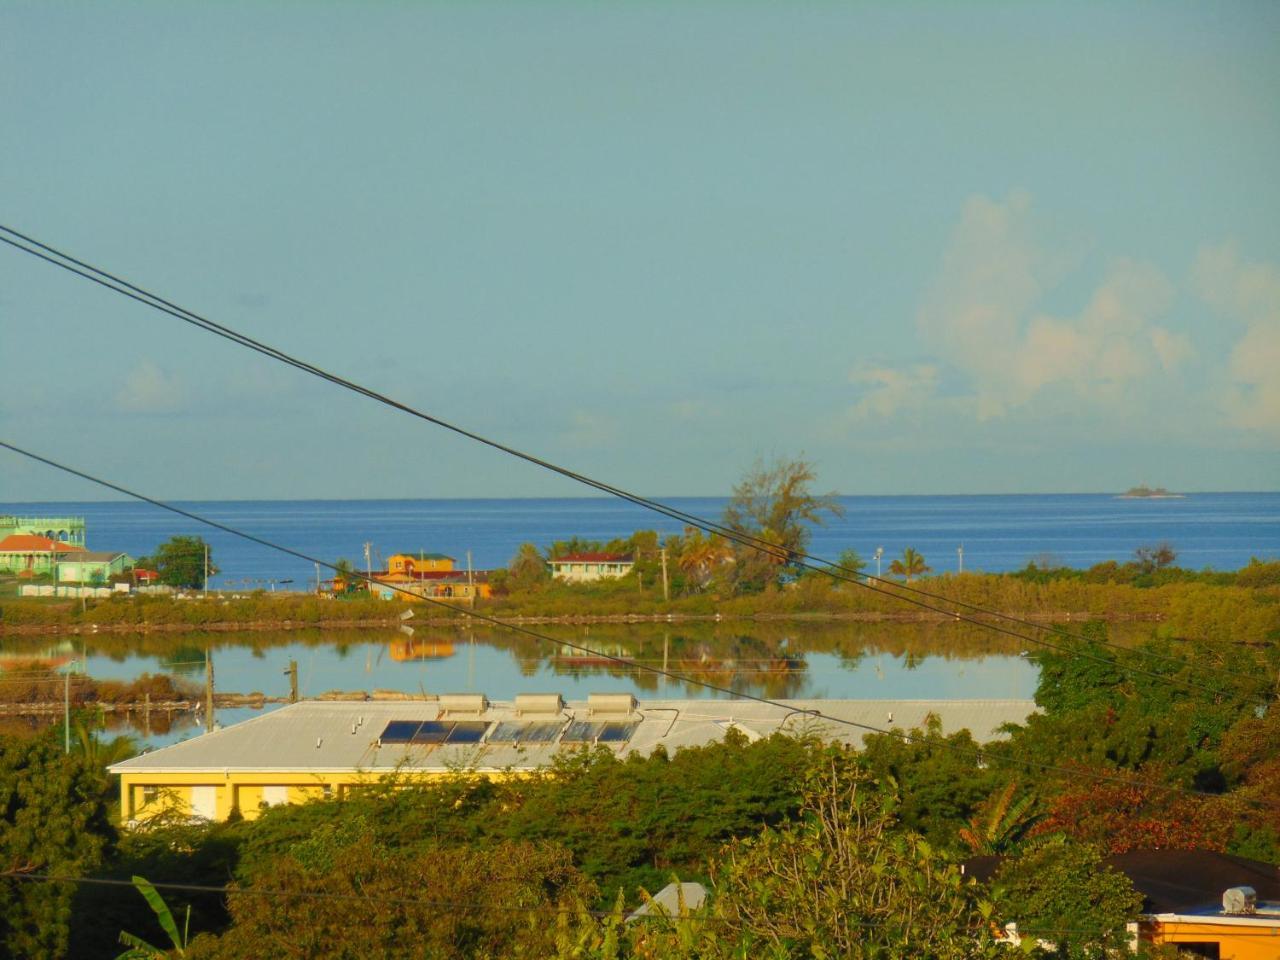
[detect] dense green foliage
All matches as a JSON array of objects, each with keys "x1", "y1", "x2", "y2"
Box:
[
  {"x1": 0, "y1": 734, "x2": 116, "y2": 959},
  {"x1": 136, "y1": 536, "x2": 217, "y2": 590}
]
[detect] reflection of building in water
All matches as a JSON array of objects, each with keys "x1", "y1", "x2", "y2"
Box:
[
  {"x1": 388, "y1": 639, "x2": 456, "y2": 662},
  {"x1": 552, "y1": 642, "x2": 634, "y2": 667},
  {"x1": 0, "y1": 641, "x2": 78, "y2": 673}
]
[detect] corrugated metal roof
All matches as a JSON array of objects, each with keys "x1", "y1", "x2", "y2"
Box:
[{"x1": 111, "y1": 698, "x2": 1036, "y2": 775}]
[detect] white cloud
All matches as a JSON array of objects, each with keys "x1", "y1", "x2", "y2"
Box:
[
  {"x1": 906, "y1": 192, "x2": 1187, "y2": 419},
  {"x1": 561, "y1": 410, "x2": 618, "y2": 448},
  {"x1": 848, "y1": 364, "x2": 939, "y2": 419},
  {"x1": 115, "y1": 361, "x2": 186, "y2": 414},
  {"x1": 1193, "y1": 243, "x2": 1280, "y2": 437}
]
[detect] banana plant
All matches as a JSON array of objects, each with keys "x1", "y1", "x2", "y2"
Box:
[{"x1": 115, "y1": 876, "x2": 190, "y2": 959}]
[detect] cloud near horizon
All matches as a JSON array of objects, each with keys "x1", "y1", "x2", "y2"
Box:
[
  {"x1": 1192, "y1": 243, "x2": 1280, "y2": 438},
  {"x1": 847, "y1": 191, "x2": 1254, "y2": 438},
  {"x1": 114, "y1": 360, "x2": 187, "y2": 415}
]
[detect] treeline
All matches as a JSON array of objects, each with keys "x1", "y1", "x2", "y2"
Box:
[{"x1": 2, "y1": 620, "x2": 1276, "y2": 958}]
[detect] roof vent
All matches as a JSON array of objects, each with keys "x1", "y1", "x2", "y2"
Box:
[
  {"x1": 438, "y1": 693, "x2": 488, "y2": 717},
  {"x1": 515, "y1": 693, "x2": 563, "y2": 717},
  {"x1": 588, "y1": 693, "x2": 636, "y2": 718},
  {"x1": 1223, "y1": 886, "x2": 1257, "y2": 915}
]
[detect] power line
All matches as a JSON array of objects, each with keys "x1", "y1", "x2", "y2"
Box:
[
  {"x1": 0, "y1": 224, "x2": 1266, "y2": 699},
  {"x1": 0, "y1": 440, "x2": 1259, "y2": 810},
  {"x1": 9, "y1": 871, "x2": 1276, "y2": 939}
]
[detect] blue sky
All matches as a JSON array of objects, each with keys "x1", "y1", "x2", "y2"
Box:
[{"x1": 2, "y1": 2, "x2": 1277, "y2": 500}]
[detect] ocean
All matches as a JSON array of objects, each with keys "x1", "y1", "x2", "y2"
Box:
[{"x1": 3, "y1": 492, "x2": 1277, "y2": 588}]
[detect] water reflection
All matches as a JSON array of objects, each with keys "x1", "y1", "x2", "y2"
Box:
[{"x1": 0, "y1": 618, "x2": 1150, "y2": 747}]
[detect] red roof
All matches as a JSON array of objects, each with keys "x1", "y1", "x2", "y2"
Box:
[
  {"x1": 551, "y1": 552, "x2": 633, "y2": 563},
  {"x1": 0, "y1": 534, "x2": 84, "y2": 553}
]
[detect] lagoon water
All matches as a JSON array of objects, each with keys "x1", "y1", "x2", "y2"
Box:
[
  {"x1": 2, "y1": 492, "x2": 1277, "y2": 588},
  {"x1": 2, "y1": 493, "x2": 1275, "y2": 747}
]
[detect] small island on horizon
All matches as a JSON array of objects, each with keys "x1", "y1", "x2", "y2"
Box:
[{"x1": 1116, "y1": 484, "x2": 1186, "y2": 500}]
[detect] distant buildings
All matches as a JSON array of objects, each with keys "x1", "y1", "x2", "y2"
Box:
[
  {"x1": 0, "y1": 533, "x2": 84, "y2": 576},
  {"x1": 0, "y1": 515, "x2": 132, "y2": 584},
  {"x1": 0, "y1": 514, "x2": 85, "y2": 547},
  {"x1": 345, "y1": 550, "x2": 493, "y2": 603},
  {"x1": 548, "y1": 551, "x2": 634, "y2": 583}
]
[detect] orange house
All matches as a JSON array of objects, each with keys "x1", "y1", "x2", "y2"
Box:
[{"x1": 387, "y1": 552, "x2": 455, "y2": 575}]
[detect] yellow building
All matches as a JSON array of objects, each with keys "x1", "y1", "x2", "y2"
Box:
[
  {"x1": 109, "y1": 696, "x2": 1036, "y2": 825},
  {"x1": 387, "y1": 552, "x2": 455, "y2": 575},
  {"x1": 966, "y1": 849, "x2": 1280, "y2": 959},
  {"x1": 1143, "y1": 909, "x2": 1280, "y2": 959}
]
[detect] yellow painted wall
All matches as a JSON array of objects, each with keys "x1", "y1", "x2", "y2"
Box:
[
  {"x1": 119, "y1": 767, "x2": 528, "y2": 825},
  {"x1": 1145, "y1": 919, "x2": 1280, "y2": 960}
]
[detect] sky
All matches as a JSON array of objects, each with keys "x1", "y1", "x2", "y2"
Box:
[{"x1": 2, "y1": 2, "x2": 1278, "y2": 501}]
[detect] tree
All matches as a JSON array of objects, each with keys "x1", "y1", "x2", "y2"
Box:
[
  {"x1": 991, "y1": 840, "x2": 1142, "y2": 959},
  {"x1": 1133, "y1": 542, "x2": 1177, "y2": 574},
  {"x1": 835, "y1": 548, "x2": 867, "y2": 577},
  {"x1": 508, "y1": 542, "x2": 550, "y2": 589},
  {"x1": 722, "y1": 457, "x2": 844, "y2": 589},
  {"x1": 958, "y1": 782, "x2": 1040, "y2": 855},
  {"x1": 707, "y1": 756, "x2": 1005, "y2": 959},
  {"x1": 148, "y1": 536, "x2": 217, "y2": 589},
  {"x1": 674, "y1": 527, "x2": 734, "y2": 590},
  {"x1": 185, "y1": 827, "x2": 595, "y2": 959},
  {"x1": 0, "y1": 734, "x2": 115, "y2": 958},
  {"x1": 888, "y1": 547, "x2": 930, "y2": 583},
  {"x1": 330, "y1": 558, "x2": 364, "y2": 595}
]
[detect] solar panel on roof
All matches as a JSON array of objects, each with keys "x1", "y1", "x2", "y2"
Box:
[
  {"x1": 561, "y1": 720, "x2": 605, "y2": 742},
  {"x1": 410, "y1": 720, "x2": 454, "y2": 743},
  {"x1": 597, "y1": 721, "x2": 638, "y2": 743},
  {"x1": 380, "y1": 720, "x2": 429, "y2": 744},
  {"x1": 445, "y1": 721, "x2": 489, "y2": 744},
  {"x1": 522, "y1": 721, "x2": 563, "y2": 742},
  {"x1": 487, "y1": 721, "x2": 526, "y2": 743}
]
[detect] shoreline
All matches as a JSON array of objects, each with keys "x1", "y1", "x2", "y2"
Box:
[{"x1": 0, "y1": 607, "x2": 1167, "y2": 637}]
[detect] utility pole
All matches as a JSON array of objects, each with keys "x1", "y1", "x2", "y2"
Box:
[
  {"x1": 285, "y1": 659, "x2": 298, "y2": 703},
  {"x1": 63, "y1": 659, "x2": 72, "y2": 754},
  {"x1": 363, "y1": 541, "x2": 373, "y2": 590},
  {"x1": 204, "y1": 648, "x2": 215, "y2": 732},
  {"x1": 874, "y1": 546, "x2": 884, "y2": 580},
  {"x1": 957, "y1": 544, "x2": 964, "y2": 575},
  {"x1": 660, "y1": 547, "x2": 669, "y2": 602},
  {"x1": 315, "y1": 562, "x2": 321, "y2": 594},
  {"x1": 203, "y1": 542, "x2": 209, "y2": 598},
  {"x1": 466, "y1": 550, "x2": 473, "y2": 588}
]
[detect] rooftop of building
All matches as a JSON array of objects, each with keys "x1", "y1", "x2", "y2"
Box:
[
  {"x1": 59, "y1": 550, "x2": 128, "y2": 563},
  {"x1": 0, "y1": 534, "x2": 84, "y2": 553},
  {"x1": 391, "y1": 552, "x2": 455, "y2": 561},
  {"x1": 550, "y1": 552, "x2": 634, "y2": 563},
  {"x1": 964, "y1": 849, "x2": 1280, "y2": 916},
  {"x1": 110, "y1": 696, "x2": 1036, "y2": 776}
]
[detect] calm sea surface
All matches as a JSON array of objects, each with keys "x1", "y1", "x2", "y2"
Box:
[
  {"x1": 2, "y1": 493, "x2": 1277, "y2": 587},
  {"x1": 2, "y1": 493, "x2": 1275, "y2": 747}
]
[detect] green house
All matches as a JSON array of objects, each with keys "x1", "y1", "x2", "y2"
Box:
[{"x1": 56, "y1": 552, "x2": 132, "y2": 584}]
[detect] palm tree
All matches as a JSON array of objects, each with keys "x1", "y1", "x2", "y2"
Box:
[
  {"x1": 888, "y1": 547, "x2": 930, "y2": 583},
  {"x1": 958, "y1": 781, "x2": 1039, "y2": 855},
  {"x1": 677, "y1": 528, "x2": 735, "y2": 587},
  {"x1": 75, "y1": 723, "x2": 138, "y2": 767}
]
